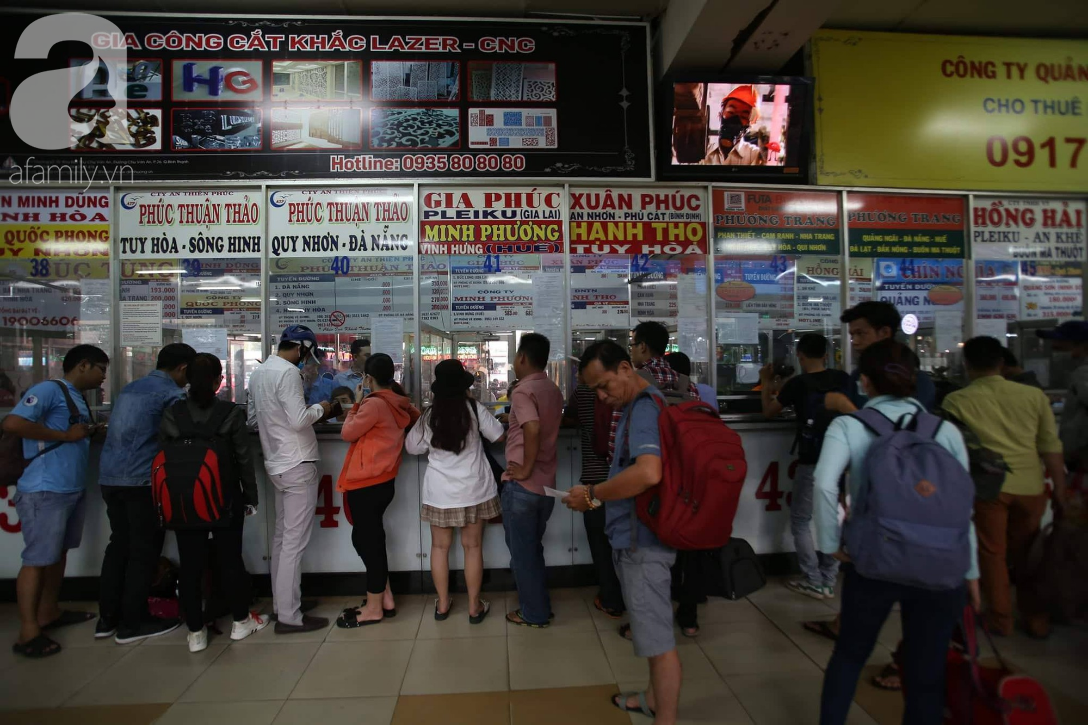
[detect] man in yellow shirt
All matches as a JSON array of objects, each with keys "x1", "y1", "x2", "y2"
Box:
[{"x1": 942, "y1": 336, "x2": 1066, "y2": 638}]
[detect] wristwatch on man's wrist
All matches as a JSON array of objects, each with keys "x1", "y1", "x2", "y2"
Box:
[{"x1": 587, "y1": 485, "x2": 603, "y2": 509}]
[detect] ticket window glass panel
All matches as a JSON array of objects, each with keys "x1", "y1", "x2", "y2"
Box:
[
  {"x1": 120, "y1": 258, "x2": 262, "y2": 405},
  {"x1": 266, "y1": 254, "x2": 417, "y2": 409},
  {"x1": 0, "y1": 262, "x2": 114, "y2": 414},
  {"x1": 850, "y1": 258, "x2": 967, "y2": 387},
  {"x1": 999, "y1": 261, "x2": 1085, "y2": 393},
  {"x1": 713, "y1": 256, "x2": 797, "y2": 403},
  {"x1": 421, "y1": 253, "x2": 569, "y2": 408},
  {"x1": 570, "y1": 254, "x2": 710, "y2": 390}
]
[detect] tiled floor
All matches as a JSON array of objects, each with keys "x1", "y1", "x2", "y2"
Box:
[{"x1": 1, "y1": 579, "x2": 1086, "y2": 724}]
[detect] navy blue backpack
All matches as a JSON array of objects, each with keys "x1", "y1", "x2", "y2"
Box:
[{"x1": 844, "y1": 407, "x2": 974, "y2": 590}]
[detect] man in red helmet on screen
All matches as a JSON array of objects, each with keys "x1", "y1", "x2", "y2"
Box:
[{"x1": 700, "y1": 84, "x2": 764, "y2": 165}]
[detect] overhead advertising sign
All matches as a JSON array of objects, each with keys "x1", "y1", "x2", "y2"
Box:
[
  {"x1": 712, "y1": 189, "x2": 840, "y2": 256},
  {"x1": 812, "y1": 30, "x2": 1088, "y2": 192},
  {"x1": 971, "y1": 197, "x2": 1086, "y2": 261},
  {"x1": 568, "y1": 187, "x2": 707, "y2": 255},
  {"x1": 0, "y1": 13, "x2": 651, "y2": 180},
  {"x1": 0, "y1": 190, "x2": 110, "y2": 334},
  {"x1": 846, "y1": 193, "x2": 966, "y2": 259},
  {"x1": 419, "y1": 187, "x2": 564, "y2": 255},
  {"x1": 267, "y1": 187, "x2": 415, "y2": 258},
  {"x1": 118, "y1": 190, "x2": 263, "y2": 259}
]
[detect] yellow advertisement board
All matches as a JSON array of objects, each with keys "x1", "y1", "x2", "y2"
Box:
[{"x1": 811, "y1": 30, "x2": 1088, "y2": 192}]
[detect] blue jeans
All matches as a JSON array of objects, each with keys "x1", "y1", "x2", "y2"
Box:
[
  {"x1": 821, "y1": 565, "x2": 965, "y2": 725},
  {"x1": 501, "y1": 482, "x2": 555, "y2": 624},
  {"x1": 792, "y1": 464, "x2": 840, "y2": 588}
]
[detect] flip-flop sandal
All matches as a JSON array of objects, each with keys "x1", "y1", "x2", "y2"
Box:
[
  {"x1": 803, "y1": 619, "x2": 839, "y2": 642},
  {"x1": 41, "y1": 610, "x2": 95, "y2": 630},
  {"x1": 594, "y1": 596, "x2": 623, "y2": 620},
  {"x1": 469, "y1": 600, "x2": 491, "y2": 625},
  {"x1": 434, "y1": 598, "x2": 454, "y2": 621},
  {"x1": 871, "y1": 663, "x2": 902, "y2": 691},
  {"x1": 12, "y1": 634, "x2": 61, "y2": 658},
  {"x1": 619, "y1": 623, "x2": 633, "y2": 641},
  {"x1": 362, "y1": 599, "x2": 396, "y2": 618},
  {"x1": 611, "y1": 691, "x2": 655, "y2": 718},
  {"x1": 506, "y1": 609, "x2": 548, "y2": 628},
  {"x1": 680, "y1": 624, "x2": 700, "y2": 638},
  {"x1": 335, "y1": 608, "x2": 383, "y2": 628}
]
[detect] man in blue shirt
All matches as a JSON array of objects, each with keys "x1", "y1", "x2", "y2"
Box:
[
  {"x1": 565, "y1": 340, "x2": 681, "y2": 723},
  {"x1": 96, "y1": 343, "x2": 196, "y2": 645},
  {"x1": 333, "y1": 338, "x2": 370, "y2": 394},
  {"x1": 3, "y1": 345, "x2": 108, "y2": 658}
]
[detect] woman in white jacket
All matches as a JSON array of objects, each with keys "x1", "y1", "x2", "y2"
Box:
[{"x1": 407, "y1": 360, "x2": 504, "y2": 624}]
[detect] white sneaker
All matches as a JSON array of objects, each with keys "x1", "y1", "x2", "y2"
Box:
[
  {"x1": 230, "y1": 612, "x2": 269, "y2": 641},
  {"x1": 188, "y1": 627, "x2": 208, "y2": 653}
]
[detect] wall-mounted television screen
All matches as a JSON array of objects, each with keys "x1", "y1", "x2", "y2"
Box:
[{"x1": 658, "y1": 77, "x2": 812, "y2": 182}]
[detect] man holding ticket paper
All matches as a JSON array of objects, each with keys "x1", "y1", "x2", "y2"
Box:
[{"x1": 564, "y1": 340, "x2": 681, "y2": 724}]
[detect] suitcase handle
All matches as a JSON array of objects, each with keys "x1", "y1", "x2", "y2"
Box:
[{"x1": 961, "y1": 606, "x2": 1013, "y2": 715}]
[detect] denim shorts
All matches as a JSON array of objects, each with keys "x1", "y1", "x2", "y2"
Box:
[
  {"x1": 613, "y1": 544, "x2": 677, "y2": 658},
  {"x1": 13, "y1": 490, "x2": 87, "y2": 566}
]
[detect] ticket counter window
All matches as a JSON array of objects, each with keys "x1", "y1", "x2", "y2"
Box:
[
  {"x1": 975, "y1": 260, "x2": 1084, "y2": 394},
  {"x1": 421, "y1": 252, "x2": 568, "y2": 407},
  {"x1": 848, "y1": 258, "x2": 967, "y2": 387},
  {"x1": 569, "y1": 254, "x2": 710, "y2": 389},
  {"x1": 0, "y1": 190, "x2": 112, "y2": 412},
  {"x1": 120, "y1": 258, "x2": 262, "y2": 404},
  {"x1": 266, "y1": 253, "x2": 417, "y2": 405}
]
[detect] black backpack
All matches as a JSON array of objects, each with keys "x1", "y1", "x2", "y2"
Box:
[
  {"x1": 792, "y1": 374, "x2": 845, "y2": 465},
  {"x1": 0, "y1": 381, "x2": 84, "y2": 490},
  {"x1": 151, "y1": 401, "x2": 239, "y2": 530}
]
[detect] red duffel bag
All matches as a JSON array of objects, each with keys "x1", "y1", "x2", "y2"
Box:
[{"x1": 898, "y1": 606, "x2": 1056, "y2": 725}]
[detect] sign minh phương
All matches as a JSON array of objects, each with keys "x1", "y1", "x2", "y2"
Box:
[{"x1": 812, "y1": 30, "x2": 1088, "y2": 192}]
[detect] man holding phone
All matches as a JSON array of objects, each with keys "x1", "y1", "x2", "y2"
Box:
[{"x1": 3, "y1": 345, "x2": 110, "y2": 658}]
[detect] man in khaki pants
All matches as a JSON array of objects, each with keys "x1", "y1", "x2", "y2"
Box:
[{"x1": 248, "y1": 325, "x2": 332, "y2": 634}]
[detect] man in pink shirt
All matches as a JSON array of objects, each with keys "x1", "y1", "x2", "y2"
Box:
[{"x1": 502, "y1": 333, "x2": 564, "y2": 628}]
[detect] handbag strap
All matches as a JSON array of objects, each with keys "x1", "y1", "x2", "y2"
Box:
[{"x1": 961, "y1": 606, "x2": 1013, "y2": 713}]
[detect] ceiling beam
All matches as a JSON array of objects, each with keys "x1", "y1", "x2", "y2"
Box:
[{"x1": 657, "y1": 0, "x2": 844, "y2": 75}]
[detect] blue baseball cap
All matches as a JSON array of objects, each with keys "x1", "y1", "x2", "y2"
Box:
[
  {"x1": 280, "y1": 324, "x2": 326, "y2": 360},
  {"x1": 1036, "y1": 321, "x2": 1088, "y2": 342}
]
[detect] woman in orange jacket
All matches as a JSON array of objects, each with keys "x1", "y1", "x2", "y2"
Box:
[{"x1": 335, "y1": 353, "x2": 420, "y2": 628}]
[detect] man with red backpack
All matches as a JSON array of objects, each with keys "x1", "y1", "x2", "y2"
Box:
[{"x1": 565, "y1": 340, "x2": 681, "y2": 724}]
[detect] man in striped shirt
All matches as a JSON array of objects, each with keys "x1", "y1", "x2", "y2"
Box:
[{"x1": 608, "y1": 321, "x2": 699, "y2": 461}]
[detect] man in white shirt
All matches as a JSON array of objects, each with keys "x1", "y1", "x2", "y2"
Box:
[{"x1": 247, "y1": 325, "x2": 332, "y2": 634}]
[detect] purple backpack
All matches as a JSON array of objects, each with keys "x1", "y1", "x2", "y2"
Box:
[{"x1": 845, "y1": 407, "x2": 973, "y2": 590}]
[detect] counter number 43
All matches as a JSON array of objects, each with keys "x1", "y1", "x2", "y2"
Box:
[{"x1": 755, "y1": 460, "x2": 797, "y2": 512}]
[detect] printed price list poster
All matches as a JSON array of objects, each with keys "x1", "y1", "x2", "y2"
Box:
[{"x1": 269, "y1": 256, "x2": 414, "y2": 334}]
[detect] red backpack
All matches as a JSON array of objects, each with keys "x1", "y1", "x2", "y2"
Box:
[
  {"x1": 151, "y1": 401, "x2": 238, "y2": 530},
  {"x1": 626, "y1": 392, "x2": 747, "y2": 550}
]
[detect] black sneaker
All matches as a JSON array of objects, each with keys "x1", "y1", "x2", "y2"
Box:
[
  {"x1": 114, "y1": 618, "x2": 181, "y2": 645},
  {"x1": 94, "y1": 617, "x2": 118, "y2": 639}
]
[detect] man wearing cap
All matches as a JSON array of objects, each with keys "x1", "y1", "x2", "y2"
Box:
[
  {"x1": 699, "y1": 84, "x2": 764, "y2": 166},
  {"x1": 247, "y1": 325, "x2": 332, "y2": 634},
  {"x1": 1039, "y1": 321, "x2": 1088, "y2": 475}
]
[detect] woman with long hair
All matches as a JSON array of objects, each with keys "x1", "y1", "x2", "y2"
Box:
[
  {"x1": 406, "y1": 360, "x2": 505, "y2": 623},
  {"x1": 812, "y1": 340, "x2": 981, "y2": 724},
  {"x1": 159, "y1": 353, "x2": 265, "y2": 652},
  {"x1": 335, "y1": 353, "x2": 420, "y2": 627}
]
